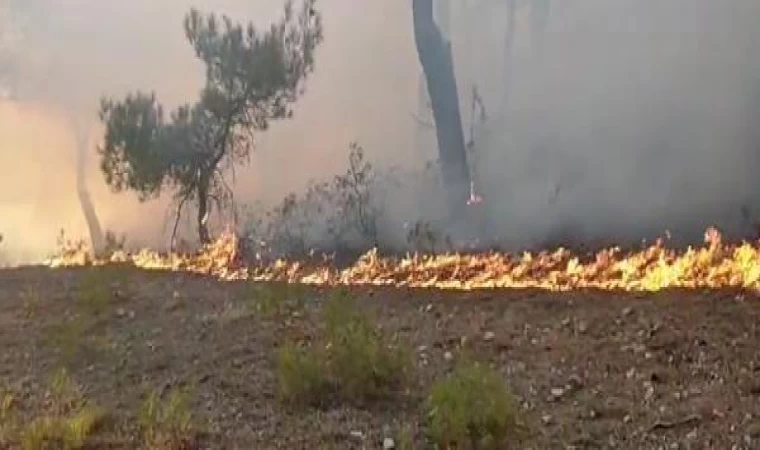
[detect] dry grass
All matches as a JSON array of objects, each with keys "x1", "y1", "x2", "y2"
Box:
[{"x1": 139, "y1": 388, "x2": 198, "y2": 450}]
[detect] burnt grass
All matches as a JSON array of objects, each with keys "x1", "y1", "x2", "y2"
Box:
[{"x1": 2, "y1": 266, "x2": 760, "y2": 448}]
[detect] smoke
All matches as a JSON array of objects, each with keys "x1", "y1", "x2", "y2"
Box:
[
  {"x1": 0, "y1": 0, "x2": 421, "y2": 262},
  {"x1": 1, "y1": 0, "x2": 760, "y2": 262},
  {"x1": 448, "y1": 0, "x2": 760, "y2": 248}
]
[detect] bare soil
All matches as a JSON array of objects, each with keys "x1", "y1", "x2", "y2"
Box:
[{"x1": 2, "y1": 266, "x2": 760, "y2": 449}]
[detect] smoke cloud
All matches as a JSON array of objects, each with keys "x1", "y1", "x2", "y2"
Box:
[{"x1": 1, "y1": 0, "x2": 760, "y2": 262}]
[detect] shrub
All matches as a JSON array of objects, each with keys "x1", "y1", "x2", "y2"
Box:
[
  {"x1": 276, "y1": 343, "x2": 330, "y2": 406},
  {"x1": 276, "y1": 291, "x2": 410, "y2": 407},
  {"x1": 426, "y1": 362, "x2": 517, "y2": 450},
  {"x1": 325, "y1": 291, "x2": 408, "y2": 401},
  {"x1": 139, "y1": 388, "x2": 197, "y2": 450},
  {"x1": 243, "y1": 143, "x2": 384, "y2": 259},
  {"x1": 17, "y1": 369, "x2": 105, "y2": 450}
]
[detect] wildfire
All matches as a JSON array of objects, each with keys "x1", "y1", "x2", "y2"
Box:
[{"x1": 43, "y1": 227, "x2": 760, "y2": 292}]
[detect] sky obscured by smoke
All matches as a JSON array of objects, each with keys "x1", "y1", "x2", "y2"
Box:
[{"x1": 1, "y1": 0, "x2": 760, "y2": 261}]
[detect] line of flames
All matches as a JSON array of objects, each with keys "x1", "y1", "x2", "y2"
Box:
[{"x1": 43, "y1": 227, "x2": 760, "y2": 292}]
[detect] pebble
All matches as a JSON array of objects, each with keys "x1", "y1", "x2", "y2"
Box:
[
  {"x1": 550, "y1": 387, "x2": 565, "y2": 399},
  {"x1": 383, "y1": 437, "x2": 395, "y2": 449},
  {"x1": 349, "y1": 430, "x2": 365, "y2": 440},
  {"x1": 444, "y1": 351, "x2": 453, "y2": 362},
  {"x1": 484, "y1": 331, "x2": 495, "y2": 342}
]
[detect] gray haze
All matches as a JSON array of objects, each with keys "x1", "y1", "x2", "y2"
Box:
[
  {"x1": 1, "y1": 0, "x2": 760, "y2": 261},
  {"x1": 447, "y1": 0, "x2": 760, "y2": 248}
]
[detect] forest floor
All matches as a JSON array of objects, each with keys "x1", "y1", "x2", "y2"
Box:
[{"x1": 1, "y1": 266, "x2": 760, "y2": 449}]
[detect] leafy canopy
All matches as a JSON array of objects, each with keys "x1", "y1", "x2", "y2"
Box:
[{"x1": 98, "y1": 0, "x2": 322, "y2": 241}]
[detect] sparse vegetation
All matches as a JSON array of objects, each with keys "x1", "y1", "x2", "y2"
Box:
[
  {"x1": 10, "y1": 369, "x2": 107, "y2": 450},
  {"x1": 277, "y1": 290, "x2": 410, "y2": 407},
  {"x1": 248, "y1": 282, "x2": 308, "y2": 318},
  {"x1": 44, "y1": 269, "x2": 120, "y2": 366},
  {"x1": 20, "y1": 284, "x2": 42, "y2": 319},
  {"x1": 244, "y1": 143, "x2": 387, "y2": 259},
  {"x1": 276, "y1": 343, "x2": 330, "y2": 406},
  {"x1": 425, "y1": 362, "x2": 517, "y2": 450},
  {"x1": 139, "y1": 388, "x2": 197, "y2": 450}
]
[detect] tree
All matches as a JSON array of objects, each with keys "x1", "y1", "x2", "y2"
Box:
[
  {"x1": 98, "y1": 0, "x2": 323, "y2": 245},
  {"x1": 412, "y1": 0, "x2": 472, "y2": 213}
]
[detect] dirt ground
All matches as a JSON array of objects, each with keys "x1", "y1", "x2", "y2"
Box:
[{"x1": 2, "y1": 266, "x2": 760, "y2": 449}]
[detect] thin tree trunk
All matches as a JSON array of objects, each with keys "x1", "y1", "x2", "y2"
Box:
[
  {"x1": 74, "y1": 122, "x2": 104, "y2": 256},
  {"x1": 197, "y1": 172, "x2": 211, "y2": 245},
  {"x1": 412, "y1": 0, "x2": 471, "y2": 212}
]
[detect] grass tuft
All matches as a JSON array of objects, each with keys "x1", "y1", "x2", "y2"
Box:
[
  {"x1": 16, "y1": 369, "x2": 105, "y2": 450},
  {"x1": 139, "y1": 388, "x2": 197, "y2": 450},
  {"x1": 277, "y1": 290, "x2": 410, "y2": 407},
  {"x1": 426, "y1": 362, "x2": 517, "y2": 450}
]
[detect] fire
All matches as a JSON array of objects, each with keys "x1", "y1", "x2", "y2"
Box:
[{"x1": 44, "y1": 227, "x2": 760, "y2": 292}]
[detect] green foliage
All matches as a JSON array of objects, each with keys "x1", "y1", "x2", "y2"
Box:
[
  {"x1": 17, "y1": 369, "x2": 105, "y2": 450},
  {"x1": 45, "y1": 270, "x2": 121, "y2": 366},
  {"x1": 98, "y1": 0, "x2": 323, "y2": 243},
  {"x1": 248, "y1": 282, "x2": 308, "y2": 318},
  {"x1": 276, "y1": 291, "x2": 410, "y2": 407},
  {"x1": 76, "y1": 268, "x2": 115, "y2": 317},
  {"x1": 21, "y1": 407, "x2": 104, "y2": 450},
  {"x1": 324, "y1": 290, "x2": 408, "y2": 400},
  {"x1": 139, "y1": 388, "x2": 196, "y2": 450},
  {"x1": 426, "y1": 362, "x2": 517, "y2": 450},
  {"x1": 0, "y1": 387, "x2": 17, "y2": 445},
  {"x1": 276, "y1": 343, "x2": 330, "y2": 406},
  {"x1": 396, "y1": 424, "x2": 416, "y2": 450}
]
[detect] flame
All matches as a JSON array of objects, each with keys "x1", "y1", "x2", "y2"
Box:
[{"x1": 43, "y1": 227, "x2": 760, "y2": 292}]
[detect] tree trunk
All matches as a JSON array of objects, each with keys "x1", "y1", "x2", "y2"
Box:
[
  {"x1": 197, "y1": 172, "x2": 211, "y2": 245},
  {"x1": 412, "y1": 0, "x2": 471, "y2": 212},
  {"x1": 74, "y1": 123, "x2": 104, "y2": 256}
]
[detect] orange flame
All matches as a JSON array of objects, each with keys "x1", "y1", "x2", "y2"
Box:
[{"x1": 44, "y1": 227, "x2": 760, "y2": 292}]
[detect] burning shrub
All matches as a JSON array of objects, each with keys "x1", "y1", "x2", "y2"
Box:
[
  {"x1": 276, "y1": 290, "x2": 410, "y2": 407},
  {"x1": 426, "y1": 362, "x2": 518, "y2": 450}
]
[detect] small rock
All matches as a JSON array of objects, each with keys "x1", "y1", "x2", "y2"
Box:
[
  {"x1": 383, "y1": 437, "x2": 395, "y2": 449},
  {"x1": 417, "y1": 345, "x2": 428, "y2": 353},
  {"x1": 551, "y1": 387, "x2": 565, "y2": 399},
  {"x1": 483, "y1": 331, "x2": 495, "y2": 342},
  {"x1": 622, "y1": 307, "x2": 633, "y2": 317},
  {"x1": 116, "y1": 308, "x2": 126, "y2": 318},
  {"x1": 425, "y1": 303, "x2": 433, "y2": 312},
  {"x1": 349, "y1": 430, "x2": 365, "y2": 440},
  {"x1": 542, "y1": 414, "x2": 553, "y2": 425},
  {"x1": 623, "y1": 414, "x2": 632, "y2": 423},
  {"x1": 577, "y1": 321, "x2": 588, "y2": 333},
  {"x1": 444, "y1": 351, "x2": 453, "y2": 362}
]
